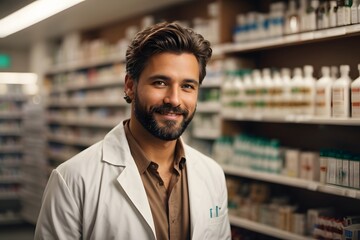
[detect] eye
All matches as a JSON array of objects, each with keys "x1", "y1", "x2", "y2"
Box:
[
  {"x1": 182, "y1": 84, "x2": 196, "y2": 90},
  {"x1": 152, "y1": 81, "x2": 167, "y2": 87}
]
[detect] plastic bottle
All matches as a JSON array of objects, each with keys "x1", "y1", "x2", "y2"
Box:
[
  {"x1": 281, "y1": 68, "x2": 293, "y2": 115},
  {"x1": 308, "y1": 0, "x2": 320, "y2": 31},
  {"x1": 290, "y1": 67, "x2": 304, "y2": 115},
  {"x1": 332, "y1": 65, "x2": 352, "y2": 118},
  {"x1": 233, "y1": 70, "x2": 246, "y2": 113},
  {"x1": 315, "y1": 66, "x2": 334, "y2": 117},
  {"x1": 329, "y1": 0, "x2": 338, "y2": 27},
  {"x1": 253, "y1": 69, "x2": 265, "y2": 114},
  {"x1": 285, "y1": 0, "x2": 300, "y2": 34},
  {"x1": 351, "y1": 0, "x2": 359, "y2": 24},
  {"x1": 271, "y1": 70, "x2": 284, "y2": 116},
  {"x1": 243, "y1": 69, "x2": 255, "y2": 114},
  {"x1": 262, "y1": 68, "x2": 273, "y2": 115},
  {"x1": 299, "y1": 0, "x2": 308, "y2": 32},
  {"x1": 351, "y1": 64, "x2": 360, "y2": 118},
  {"x1": 303, "y1": 65, "x2": 316, "y2": 116},
  {"x1": 221, "y1": 71, "x2": 235, "y2": 115}
]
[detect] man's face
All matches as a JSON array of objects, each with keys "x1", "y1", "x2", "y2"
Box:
[{"x1": 131, "y1": 52, "x2": 200, "y2": 141}]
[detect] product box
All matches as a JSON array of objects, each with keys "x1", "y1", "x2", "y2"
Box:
[
  {"x1": 300, "y1": 151, "x2": 320, "y2": 181},
  {"x1": 284, "y1": 149, "x2": 300, "y2": 177},
  {"x1": 342, "y1": 158, "x2": 350, "y2": 187},
  {"x1": 343, "y1": 224, "x2": 360, "y2": 240},
  {"x1": 336, "y1": 158, "x2": 343, "y2": 186},
  {"x1": 307, "y1": 208, "x2": 334, "y2": 235},
  {"x1": 327, "y1": 155, "x2": 337, "y2": 185},
  {"x1": 319, "y1": 155, "x2": 328, "y2": 184},
  {"x1": 350, "y1": 156, "x2": 360, "y2": 189}
]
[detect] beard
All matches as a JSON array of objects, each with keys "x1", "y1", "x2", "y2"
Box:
[{"x1": 133, "y1": 92, "x2": 195, "y2": 141}]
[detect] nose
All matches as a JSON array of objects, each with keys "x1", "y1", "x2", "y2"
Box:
[{"x1": 163, "y1": 86, "x2": 181, "y2": 107}]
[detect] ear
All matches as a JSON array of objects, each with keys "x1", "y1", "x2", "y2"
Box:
[{"x1": 124, "y1": 74, "x2": 135, "y2": 100}]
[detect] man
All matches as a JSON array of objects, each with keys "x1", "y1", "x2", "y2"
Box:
[{"x1": 35, "y1": 22, "x2": 231, "y2": 240}]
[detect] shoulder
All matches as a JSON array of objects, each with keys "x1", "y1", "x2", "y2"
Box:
[
  {"x1": 184, "y1": 144, "x2": 224, "y2": 177},
  {"x1": 56, "y1": 141, "x2": 104, "y2": 181}
]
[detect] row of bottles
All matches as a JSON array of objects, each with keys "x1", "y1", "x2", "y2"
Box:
[
  {"x1": 233, "y1": 0, "x2": 360, "y2": 43},
  {"x1": 221, "y1": 64, "x2": 360, "y2": 118}
]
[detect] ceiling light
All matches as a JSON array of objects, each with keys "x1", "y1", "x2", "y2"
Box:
[
  {"x1": 0, "y1": 72, "x2": 38, "y2": 84},
  {"x1": 0, "y1": 0, "x2": 85, "y2": 38}
]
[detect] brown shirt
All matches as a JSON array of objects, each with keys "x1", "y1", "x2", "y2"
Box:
[{"x1": 124, "y1": 120, "x2": 190, "y2": 240}]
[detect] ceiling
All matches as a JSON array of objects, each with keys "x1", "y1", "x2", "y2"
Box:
[{"x1": 0, "y1": 0, "x2": 190, "y2": 49}]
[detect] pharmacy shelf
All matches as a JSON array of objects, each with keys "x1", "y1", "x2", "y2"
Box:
[
  {"x1": 48, "y1": 54, "x2": 125, "y2": 74},
  {"x1": 0, "y1": 112, "x2": 23, "y2": 119},
  {"x1": 222, "y1": 164, "x2": 360, "y2": 200},
  {"x1": 222, "y1": 111, "x2": 360, "y2": 126},
  {"x1": 197, "y1": 102, "x2": 222, "y2": 113},
  {"x1": 47, "y1": 99, "x2": 127, "y2": 108},
  {"x1": 47, "y1": 133, "x2": 100, "y2": 147},
  {"x1": 47, "y1": 116, "x2": 120, "y2": 128},
  {"x1": 0, "y1": 176, "x2": 21, "y2": 184},
  {"x1": 0, "y1": 129, "x2": 21, "y2": 135},
  {"x1": 51, "y1": 78, "x2": 124, "y2": 93},
  {"x1": 0, "y1": 215, "x2": 23, "y2": 225},
  {"x1": 229, "y1": 215, "x2": 312, "y2": 240},
  {"x1": 201, "y1": 79, "x2": 222, "y2": 88},
  {"x1": 192, "y1": 128, "x2": 221, "y2": 140},
  {"x1": 0, "y1": 146, "x2": 22, "y2": 153},
  {"x1": 0, "y1": 95, "x2": 28, "y2": 101},
  {"x1": 222, "y1": 24, "x2": 360, "y2": 53},
  {"x1": 0, "y1": 192, "x2": 19, "y2": 200},
  {"x1": 47, "y1": 150, "x2": 75, "y2": 163}
]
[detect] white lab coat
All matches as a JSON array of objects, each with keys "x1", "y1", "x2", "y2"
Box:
[{"x1": 34, "y1": 122, "x2": 231, "y2": 240}]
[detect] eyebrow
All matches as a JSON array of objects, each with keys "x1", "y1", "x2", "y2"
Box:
[{"x1": 148, "y1": 75, "x2": 199, "y2": 87}]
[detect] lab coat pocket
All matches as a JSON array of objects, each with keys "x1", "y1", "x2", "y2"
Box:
[{"x1": 206, "y1": 213, "x2": 228, "y2": 240}]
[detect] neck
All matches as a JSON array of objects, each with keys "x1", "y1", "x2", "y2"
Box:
[{"x1": 129, "y1": 117, "x2": 177, "y2": 166}]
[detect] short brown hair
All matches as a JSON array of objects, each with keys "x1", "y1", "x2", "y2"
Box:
[{"x1": 126, "y1": 22, "x2": 212, "y2": 84}]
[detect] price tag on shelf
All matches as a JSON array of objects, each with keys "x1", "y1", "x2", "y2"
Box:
[
  {"x1": 314, "y1": 30, "x2": 327, "y2": 39},
  {"x1": 300, "y1": 32, "x2": 314, "y2": 41},
  {"x1": 347, "y1": 189, "x2": 357, "y2": 199},
  {"x1": 325, "y1": 27, "x2": 346, "y2": 37},
  {"x1": 346, "y1": 24, "x2": 360, "y2": 34},
  {"x1": 307, "y1": 182, "x2": 318, "y2": 191}
]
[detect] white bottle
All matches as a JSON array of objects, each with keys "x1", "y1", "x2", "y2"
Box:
[
  {"x1": 233, "y1": 71, "x2": 246, "y2": 113},
  {"x1": 329, "y1": 1, "x2": 338, "y2": 27},
  {"x1": 272, "y1": 70, "x2": 284, "y2": 116},
  {"x1": 303, "y1": 65, "x2": 316, "y2": 116},
  {"x1": 253, "y1": 69, "x2": 265, "y2": 114},
  {"x1": 262, "y1": 68, "x2": 273, "y2": 115},
  {"x1": 281, "y1": 68, "x2": 293, "y2": 115},
  {"x1": 308, "y1": 0, "x2": 320, "y2": 31},
  {"x1": 351, "y1": 0, "x2": 359, "y2": 24},
  {"x1": 315, "y1": 66, "x2": 333, "y2": 117},
  {"x1": 243, "y1": 69, "x2": 255, "y2": 114},
  {"x1": 290, "y1": 68, "x2": 304, "y2": 115},
  {"x1": 351, "y1": 64, "x2": 360, "y2": 118},
  {"x1": 285, "y1": 0, "x2": 300, "y2": 34},
  {"x1": 222, "y1": 72, "x2": 235, "y2": 116},
  {"x1": 332, "y1": 65, "x2": 352, "y2": 118}
]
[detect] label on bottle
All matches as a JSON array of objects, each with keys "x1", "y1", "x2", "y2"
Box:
[
  {"x1": 332, "y1": 87, "x2": 347, "y2": 117},
  {"x1": 315, "y1": 87, "x2": 326, "y2": 115},
  {"x1": 351, "y1": 87, "x2": 360, "y2": 117}
]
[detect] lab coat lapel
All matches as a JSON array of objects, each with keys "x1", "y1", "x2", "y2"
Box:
[
  {"x1": 102, "y1": 122, "x2": 156, "y2": 239},
  {"x1": 186, "y1": 157, "x2": 206, "y2": 239},
  {"x1": 117, "y1": 163, "x2": 156, "y2": 238}
]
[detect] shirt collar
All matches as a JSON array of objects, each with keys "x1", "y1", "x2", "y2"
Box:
[{"x1": 123, "y1": 119, "x2": 186, "y2": 174}]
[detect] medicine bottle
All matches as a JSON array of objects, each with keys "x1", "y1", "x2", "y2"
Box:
[
  {"x1": 332, "y1": 65, "x2": 352, "y2": 118},
  {"x1": 351, "y1": 64, "x2": 360, "y2": 118}
]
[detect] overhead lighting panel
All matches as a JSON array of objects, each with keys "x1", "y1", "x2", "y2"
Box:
[{"x1": 0, "y1": 0, "x2": 85, "y2": 38}]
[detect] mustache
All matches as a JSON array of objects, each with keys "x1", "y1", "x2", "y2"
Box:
[{"x1": 151, "y1": 103, "x2": 189, "y2": 115}]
